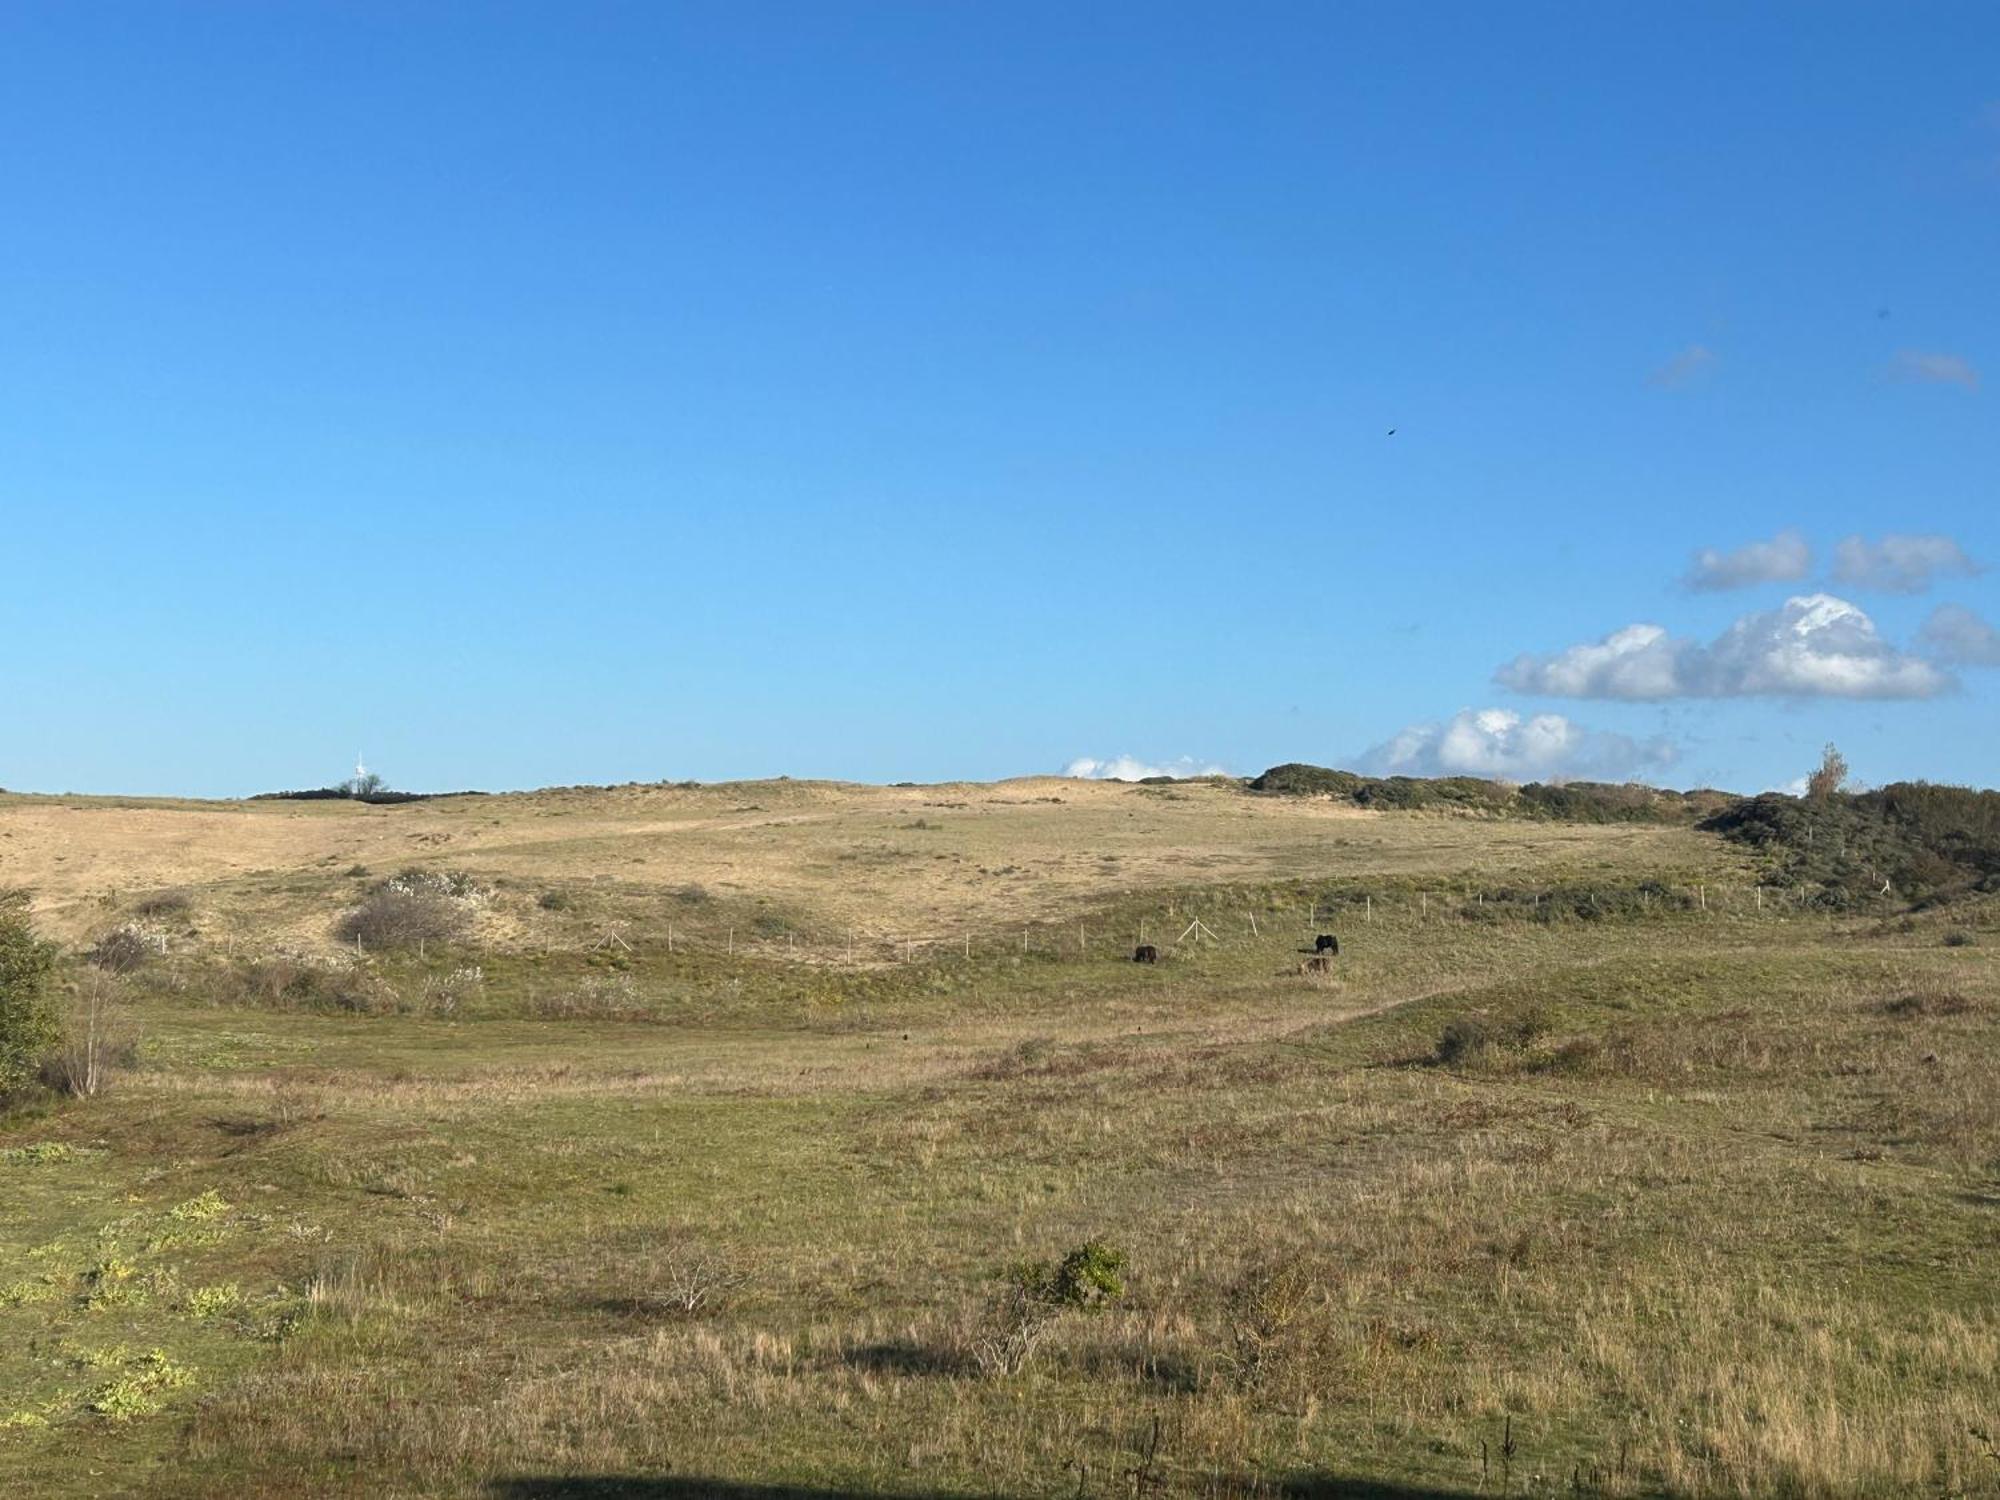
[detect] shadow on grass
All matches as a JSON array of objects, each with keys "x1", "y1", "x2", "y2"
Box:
[{"x1": 491, "y1": 1475, "x2": 1487, "y2": 1499}]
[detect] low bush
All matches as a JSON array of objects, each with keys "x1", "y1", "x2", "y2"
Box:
[
  {"x1": 40, "y1": 980, "x2": 140, "y2": 1098},
  {"x1": 1248, "y1": 763, "x2": 1720, "y2": 824},
  {"x1": 130, "y1": 889, "x2": 193, "y2": 919},
  {"x1": 88, "y1": 925, "x2": 157, "y2": 973},
  {"x1": 1879, "y1": 986, "x2": 1977, "y2": 1019},
  {"x1": 335, "y1": 871, "x2": 486, "y2": 952},
  {"x1": 337, "y1": 890, "x2": 467, "y2": 950},
  {"x1": 217, "y1": 957, "x2": 399, "y2": 1015},
  {"x1": 529, "y1": 974, "x2": 651, "y2": 1022},
  {"x1": 1224, "y1": 1257, "x2": 1321, "y2": 1391},
  {"x1": 0, "y1": 893, "x2": 60, "y2": 1099},
  {"x1": 1247, "y1": 763, "x2": 1365, "y2": 799},
  {"x1": 1702, "y1": 782, "x2": 2000, "y2": 907},
  {"x1": 973, "y1": 1241, "x2": 1129, "y2": 1377},
  {"x1": 1434, "y1": 1009, "x2": 1550, "y2": 1069}
]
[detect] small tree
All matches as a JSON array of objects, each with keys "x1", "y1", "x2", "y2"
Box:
[
  {"x1": 45, "y1": 973, "x2": 134, "y2": 1099},
  {"x1": 1805, "y1": 743, "x2": 1849, "y2": 802},
  {"x1": 343, "y1": 771, "x2": 388, "y2": 798},
  {"x1": 0, "y1": 892, "x2": 60, "y2": 1098}
]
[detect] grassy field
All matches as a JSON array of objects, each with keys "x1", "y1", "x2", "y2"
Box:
[{"x1": 2, "y1": 778, "x2": 1995, "y2": 1498}]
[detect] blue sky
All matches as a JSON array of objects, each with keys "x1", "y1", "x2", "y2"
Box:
[{"x1": 2, "y1": 2, "x2": 1995, "y2": 797}]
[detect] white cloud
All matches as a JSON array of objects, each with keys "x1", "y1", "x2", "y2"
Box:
[
  {"x1": 1497, "y1": 594, "x2": 1953, "y2": 700},
  {"x1": 1683, "y1": 529, "x2": 1811, "y2": 592},
  {"x1": 1921, "y1": 603, "x2": 2000, "y2": 667},
  {"x1": 1891, "y1": 350, "x2": 1979, "y2": 390},
  {"x1": 1831, "y1": 534, "x2": 1980, "y2": 594},
  {"x1": 1360, "y1": 708, "x2": 1677, "y2": 783},
  {"x1": 1497, "y1": 622, "x2": 1689, "y2": 700},
  {"x1": 1062, "y1": 754, "x2": 1226, "y2": 781},
  {"x1": 1649, "y1": 344, "x2": 1718, "y2": 388}
]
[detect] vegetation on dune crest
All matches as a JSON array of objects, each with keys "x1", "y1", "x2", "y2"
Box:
[
  {"x1": 1246, "y1": 761, "x2": 1733, "y2": 824},
  {"x1": 1251, "y1": 752, "x2": 2000, "y2": 913},
  {"x1": 1702, "y1": 781, "x2": 2000, "y2": 906}
]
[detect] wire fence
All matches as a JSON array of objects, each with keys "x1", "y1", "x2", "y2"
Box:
[{"x1": 562, "y1": 879, "x2": 1862, "y2": 970}]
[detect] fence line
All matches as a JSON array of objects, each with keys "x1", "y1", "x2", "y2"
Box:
[{"x1": 548, "y1": 879, "x2": 1851, "y2": 968}]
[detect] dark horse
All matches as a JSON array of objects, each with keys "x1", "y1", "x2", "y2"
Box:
[{"x1": 1133, "y1": 944, "x2": 1159, "y2": 964}]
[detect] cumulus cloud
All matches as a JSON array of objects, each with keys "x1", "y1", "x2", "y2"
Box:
[
  {"x1": 1831, "y1": 533, "x2": 1980, "y2": 593},
  {"x1": 1360, "y1": 708, "x2": 1677, "y2": 783},
  {"x1": 1062, "y1": 754, "x2": 1226, "y2": 781},
  {"x1": 1683, "y1": 529, "x2": 1811, "y2": 592},
  {"x1": 1497, "y1": 594, "x2": 1952, "y2": 700},
  {"x1": 1496, "y1": 622, "x2": 1689, "y2": 700},
  {"x1": 1920, "y1": 603, "x2": 2000, "y2": 667},
  {"x1": 1891, "y1": 350, "x2": 1979, "y2": 390}
]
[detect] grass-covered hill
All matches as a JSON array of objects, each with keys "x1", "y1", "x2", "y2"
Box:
[{"x1": 1, "y1": 774, "x2": 1995, "y2": 1498}]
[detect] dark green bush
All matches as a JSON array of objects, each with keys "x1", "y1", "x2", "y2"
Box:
[
  {"x1": 1248, "y1": 763, "x2": 1365, "y2": 798},
  {"x1": 0, "y1": 893, "x2": 61, "y2": 1097},
  {"x1": 1434, "y1": 1009, "x2": 1549, "y2": 1069},
  {"x1": 1248, "y1": 764, "x2": 1721, "y2": 824},
  {"x1": 1702, "y1": 782, "x2": 2000, "y2": 907},
  {"x1": 1041, "y1": 1241, "x2": 1128, "y2": 1310}
]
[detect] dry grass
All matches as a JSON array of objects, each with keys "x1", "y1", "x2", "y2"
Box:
[
  {"x1": 0, "y1": 777, "x2": 1738, "y2": 950},
  {"x1": 2, "y1": 780, "x2": 1995, "y2": 1497}
]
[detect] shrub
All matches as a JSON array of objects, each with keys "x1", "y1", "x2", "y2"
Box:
[
  {"x1": 1702, "y1": 782, "x2": 2000, "y2": 907},
  {"x1": 536, "y1": 889, "x2": 573, "y2": 912},
  {"x1": 380, "y1": 868, "x2": 487, "y2": 902},
  {"x1": 1248, "y1": 763, "x2": 1718, "y2": 824},
  {"x1": 529, "y1": 974, "x2": 649, "y2": 1022},
  {"x1": 1434, "y1": 1017, "x2": 1497, "y2": 1068},
  {"x1": 1248, "y1": 763, "x2": 1365, "y2": 799},
  {"x1": 130, "y1": 889, "x2": 192, "y2": 919},
  {"x1": 1041, "y1": 1241, "x2": 1128, "y2": 1309},
  {"x1": 1224, "y1": 1257, "x2": 1320, "y2": 1390},
  {"x1": 0, "y1": 893, "x2": 60, "y2": 1099},
  {"x1": 650, "y1": 1242, "x2": 743, "y2": 1317},
  {"x1": 88, "y1": 924, "x2": 156, "y2": 973},
  {"x1": 335, "y1": 875, "x2": 483, "y2": 951},
  {"x1": 973, "y1": 1241, "x2": 1129, "y2": 1377},
  {"x1": 1514, "y1": 781, "x2": 1714, "y2": 825},
  {"x1": 1434, "y1": 1009, "x2": 1549, "y2": 1069},
  {"x1": 221, "y1": 956, "x2": 399, "y2": 1015},
  {"x1": 1879, "y1": 986, "x2": 1976, "y2": 1019},
  {"x1": 337, "y1": 890, "x2": 465, "y2": 950},
  {"x1": 41, "y1": 977, "x2": 139, "y2": 1098}
]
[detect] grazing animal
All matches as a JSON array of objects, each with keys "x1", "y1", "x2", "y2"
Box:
[
  {"x1": 1299, "y1": 955, "x2": 1333, "y2": 975},
  {"x1": 1314, "y1": 933, "x2": 1340, "y2": 955},
  {"x1": 1132, "y1": 944, "x2": 1158, "y2": 964}
]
